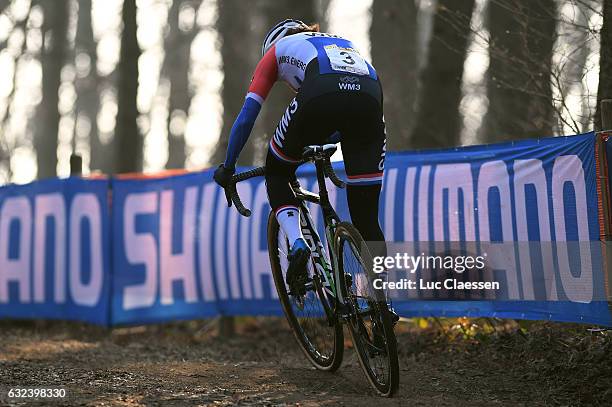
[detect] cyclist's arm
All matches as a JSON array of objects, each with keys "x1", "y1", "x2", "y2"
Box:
[{"x1": 224, "y1": 47, "x2": 277, "y2": 169}]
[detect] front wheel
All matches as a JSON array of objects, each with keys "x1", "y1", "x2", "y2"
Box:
[
  {"x1": 335, "y1": 222, "x2": 399, "y2": 397},
  {"x1": 268, "y1": 212, "x2": 344, "y2": 371}
]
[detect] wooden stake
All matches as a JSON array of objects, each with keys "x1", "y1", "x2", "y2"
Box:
[
  {"x1": 602, "y1": 99, "x2": 612, "y2": 131},
  {"x1": 70, "y1": 154, "x2": 83, "y2": 176},
  {"x1": 219, "y1": 316, "x2": 235, "y2": 337}
]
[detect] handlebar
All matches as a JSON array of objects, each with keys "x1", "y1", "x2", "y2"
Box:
[
  {"x1": 228, "y1": 166, "x2": 265, "y2": 217},
  {"x1": 228, "y1": 147, "x2": 345, "y2": 217}
]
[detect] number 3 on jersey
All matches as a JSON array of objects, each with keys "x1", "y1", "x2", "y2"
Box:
[{"x1": 324, "y1": 44, "x2": 369, "y2": 76}]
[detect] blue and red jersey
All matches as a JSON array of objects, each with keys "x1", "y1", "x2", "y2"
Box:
[{"x1": 223, "y1": 32, "x2": 377, "y2": 169}]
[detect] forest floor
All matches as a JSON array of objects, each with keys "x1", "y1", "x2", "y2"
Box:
[{"x1": 1, "y1": 317, "x2": 611, "y2": 406}]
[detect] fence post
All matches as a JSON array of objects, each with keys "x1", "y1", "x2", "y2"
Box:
[
  {"x1": 70, "y1": 153, "x2": 83, "y2": 176},
  {"x1": 219, "y1": 316, "x2": 235, "y2": 337},
  {"x1": 601, "y1": 100, "x2": 612, "y2": 304},
  {"x1": 603, "y1": 99, "x2": 612, "y2": 131}
]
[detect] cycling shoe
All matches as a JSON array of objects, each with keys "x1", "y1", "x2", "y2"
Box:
[{"x1": 286, "y1": 238, "x2": 311, "y2": 296}]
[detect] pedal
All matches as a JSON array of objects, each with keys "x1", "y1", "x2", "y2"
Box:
[
  {"x1": 288, "y1": 277, "x2": 312, "y2": 297},
  {"x1": 344, "y1": 273, "x2": 353, "y2": 288},
  {"x1": 336, "y1": 302, "x2": 352, "y2": 320}
]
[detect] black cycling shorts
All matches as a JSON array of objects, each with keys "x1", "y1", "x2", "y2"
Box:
[{"x1": 267, "y1": 60, "x2": 386, "y2": 185}]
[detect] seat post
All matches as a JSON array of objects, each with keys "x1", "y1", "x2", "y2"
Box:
[{"x1": 314, "y1": 159, "x2": 335, "y2": 220}]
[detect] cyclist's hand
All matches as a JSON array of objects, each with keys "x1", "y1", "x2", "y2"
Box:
[{"x1": 213, "y1": 164, "x2": 235, "y2": 207}]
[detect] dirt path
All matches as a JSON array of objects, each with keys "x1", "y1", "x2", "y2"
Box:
[{"x1": 0, "y1": 319, "x2": 608, "y2": 406}]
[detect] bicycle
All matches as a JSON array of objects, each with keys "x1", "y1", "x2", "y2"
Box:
[{"x1": 227, "y1": 143, "x2": 399, "y2": 397}]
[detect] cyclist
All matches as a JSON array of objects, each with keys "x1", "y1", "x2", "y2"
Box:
[{"x1": 214, "y1": 19, "x2": 387, "y2": 299}]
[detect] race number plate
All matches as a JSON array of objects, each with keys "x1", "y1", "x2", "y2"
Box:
[{"x1": 323, "y1": 44, "x2": 369, "y2": 76}]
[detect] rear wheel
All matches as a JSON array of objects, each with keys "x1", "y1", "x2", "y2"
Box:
[
  {"x1": 335, "y1": 222, "x2": 399, "y2": 396},
  {"x1": 268, "y1": 212, "x2": 343, "y2": 371}
]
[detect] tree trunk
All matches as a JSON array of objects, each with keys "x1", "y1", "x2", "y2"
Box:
[
  {"x1": 596, "y1": 0, "x2": 612, "y2": 130},
  {"x1": 316, "y1": 0, "x2": 330, "y2": 30},
  {"x1": 481, "y1": 0, "x2": 556, "y2": 142},
  {"x1": 370, "y1": 0, "x2": 418, "y2": 151},
  {"x1": 411, "y1": 0, "x2": 475, "y2": 149},
  {"x1": 163, "y1": 0, "x2": 201, "y2": 169},
  {"x1": 567, "y1": 1, "x2": 594, "y2": 133},
  {"x1": 34, "y1": 0, "x2": 69, "y2": 179},
  {"x1": 0, "y1": 1, "x2": 10, "y2": 15},
  {"x1": 210, "y1": 0, "x2": 260, "y2": 166},
  {"x1": 0, "y1": 3, "x2": 31, "y2": 182},
  {"x1": 211, "y1": 0, "x2": 321, "y2": 167},
  {"x1": 241, "y1": 0, "x2": 318, "y2": 166},
  {"x1": 115, "y1": 0, "x2": 141, "y2": 173},
  {"x1": 75, "y1": 0, "x2": 109, "y2": 174}
]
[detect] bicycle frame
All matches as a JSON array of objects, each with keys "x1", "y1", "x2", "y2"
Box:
[{"x1": 292, "y1": 159, "x2": 348, "y2": 320}]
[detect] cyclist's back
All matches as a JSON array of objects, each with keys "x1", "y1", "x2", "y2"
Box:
[{"x1": 253, "y1": 31, "x2": 378, "y2": 93}]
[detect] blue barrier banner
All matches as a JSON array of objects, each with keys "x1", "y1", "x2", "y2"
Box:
[
  {"x1": 381, "y1": 132, "x2": 611, "y2": 325},
  {"x1": 1, "y1": 132, "x2": 609, "y2": 326},
  {"x1": 0, "y1": 177, "x2": 111, "y2": 325}
]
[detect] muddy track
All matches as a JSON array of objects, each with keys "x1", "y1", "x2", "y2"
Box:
[{"x1": 0, "y1": 319, "x2": 608, "y2": 406}]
